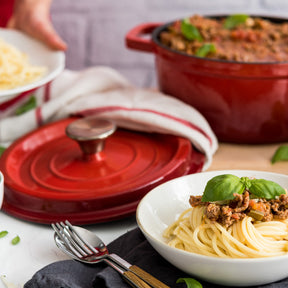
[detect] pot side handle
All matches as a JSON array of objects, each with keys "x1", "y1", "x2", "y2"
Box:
[{"x1": 125, "y1": 23, "x2": 162, "y2": 53}]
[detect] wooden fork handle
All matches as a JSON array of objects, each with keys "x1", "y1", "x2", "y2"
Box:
[
  {"x1": 123, "y1": 270, "x2": 152, "y2": 288},
  {"x1": 129, "y1": 265, "x2": 170, "y2": 288}
]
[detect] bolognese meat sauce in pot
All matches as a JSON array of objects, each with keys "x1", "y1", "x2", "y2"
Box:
[{"x1": 126, "y1": 15, "x2": 288, "y2": 144}]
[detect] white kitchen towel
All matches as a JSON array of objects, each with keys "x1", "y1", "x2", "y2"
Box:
[{"x1": 0, "y1": 66, "x2": 218, "y2": 170}]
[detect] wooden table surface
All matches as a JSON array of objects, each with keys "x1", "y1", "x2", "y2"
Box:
[{"x1": 207, "y1": 142, "x2": 288, "y2": 174}]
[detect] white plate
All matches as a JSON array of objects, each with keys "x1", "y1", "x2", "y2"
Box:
[
  {"x1": 0, "y1": 28, "x2": 65, "y2": 102},
  {"x1": 137, "y1": 170, "x2": 288, "y2": 286}
]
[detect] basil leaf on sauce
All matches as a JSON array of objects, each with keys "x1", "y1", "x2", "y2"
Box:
[
  {"x1": 202, "y1": 174, "x2": 286, "y2": 202},
  {"x1": 224, "y1": 14, "x2": 249, "y2": 29},
  {"x1": 181, "y1": 18, "x2": 203, "y2": 41},
  {"x1": 271, "y1": 145, "x2": 288, "y2": 164},
  {"x1": 202, "y1": 174, "x2": 245, "y2": 202},
  {"x1": 196, "y1": 43, "x2": 216, "y2": 57},
  {"x1": 249, "y1": 179, "x2": 286, "y2": 200},
  {"x1": 176, "y1": 278, "x2": 203, "y2": 288}
]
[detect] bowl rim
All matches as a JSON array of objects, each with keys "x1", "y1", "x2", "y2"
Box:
[
  {"x1": 136, "y1": 169, "x2": 288, "y2": 263},
  {"x1": 0, "y1": 28, "x2": 65, "y2": 98}
]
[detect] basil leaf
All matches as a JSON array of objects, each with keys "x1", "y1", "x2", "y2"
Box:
[
  {"x1": 202, "y1": 174, "x2": 245, "y2": 202},
  {"x1": 249, "y1": 179, "x2": 286, "y2": 200},
  {"x1": 224, "y1": 14, "x2": 249, "y2": 29},
  {"x1": 176, "y1": 278, "x2": 203, "y2": 288},
  {"x1": 15, "y1": 95, "x2": 37, "y2": 115},
  {"x1": 271, "y1": 145, "x2": 288, "y2": 164},
  {"x1": 240, "y1": 176, "x2": 252, "y2": 190},
  {"x1": 0, "y1": 231, "x2": 8, "y2": 238},
  {"x1": 196, "y1": 43, "x2": 216, "y2": 57},
  {"x1": 0, "y1": 146, "x2": 6, "y2": 157},
  {"x1": 181, "y1": 18, "x2": 203, "y2": 41},
  {"x1": 11, "y1": 235, "x2": 20, "y2": 245}
]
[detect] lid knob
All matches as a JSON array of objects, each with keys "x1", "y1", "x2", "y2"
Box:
[{"x1": 65, "y1": 117, "x2": 116, "y2": 161}]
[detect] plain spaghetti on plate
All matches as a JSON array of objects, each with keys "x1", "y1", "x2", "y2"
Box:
[
  {"x1": 164, "y1": 174, "x2": 288, "y2": 258},
  {"x1": 0, "y1": 37, "x2": 46, "y2": 90}
]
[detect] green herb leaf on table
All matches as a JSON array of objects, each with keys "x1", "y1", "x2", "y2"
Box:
[
  {"x1": 15, "y1": 95, "x2": 37, "y2": 115},
  {"x1": 11, "y1": 235, "x2": 20, "y2": 245},
  {"x1": 176, "y1": 278, "x2": 203, "y2": 288},
  {"x1": 224, "y1": 14, "x2": 249, "y2": 29},
  {"x1": 271, "y1": 145, "x2": 288, "y2": 164},
  {"x1": 181, "y1": 18, "x2": 203, "y2": 41},
  {"x1": 196, "y1": 43, "x2": 216, "y2": 57},
  {"x1": 0, "y1": 231, "x2": 8, "y2": 238},
  {"x1": 202, "y1": 174, "x2": 245, "y2": 202}
]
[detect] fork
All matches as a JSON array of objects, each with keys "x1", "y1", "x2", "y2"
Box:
[{"x1": 52, "y1": 221, "x2": 169, "y2": 288}]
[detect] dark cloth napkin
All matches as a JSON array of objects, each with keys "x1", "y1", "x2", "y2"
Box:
[{"x1": 24, "y1": 227, "x2": 288, "y2": 288}]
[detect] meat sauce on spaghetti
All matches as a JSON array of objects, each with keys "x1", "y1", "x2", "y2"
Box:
[
  {"x1": 164, "y1": 175, "x2": 288, "y2": 258},
  {"x1": 190, "y1": 192, "x2": 288, "y2": 228},
  {"x1": 159, "y1": 14, "x2": 288, "y2": 62}
]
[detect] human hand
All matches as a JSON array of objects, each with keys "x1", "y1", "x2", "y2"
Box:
[{"x1": 7, "y1": 0, "x2": 67, "y2": 51}]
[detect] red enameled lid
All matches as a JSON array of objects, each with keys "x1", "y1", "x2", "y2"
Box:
[{"x1": 0, "y1": 116, "x2": 204, "y2": 224}]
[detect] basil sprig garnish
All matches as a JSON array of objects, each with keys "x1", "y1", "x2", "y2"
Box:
[
  {"x1": 196, "y1": 43, "x2": 216, "y2": 57},
  {"x1": 249, "y1": 179, "x2": 285, "y2": 200},
  {"x1": 202, "y1": 174, "x2": 245, "y2": 202},
  {"x1": 271, "y1": 145, "x2": 288, "y2": 164},
  {"x1": 176, "y1": 278, "x2": 203, "y2": 288},
  {"x1": 224, "y1": 14, "x2": 249, "y2": 29},
  {"x1": 202, "y1": 174, "x2": 285, "y2": 202},
  {"x1": 181, "y1": 18, "x2": 203, "y2": 41}
]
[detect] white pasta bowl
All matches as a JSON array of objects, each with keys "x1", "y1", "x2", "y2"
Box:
[
  {"x1": 136, "y1": 170, "x2": 288, "y2": 287},
  {"x1": 0, "y1": 28, "x2": 65, "y2": 103}
]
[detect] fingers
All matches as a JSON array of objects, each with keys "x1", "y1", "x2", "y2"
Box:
[
  {"x1": 31, "y1": 18, "x2": 67, "y2": 51},
  {"x1": 8, "y1": 15, "x2": 67, "y2": 51},
  {"x1": 7, "y1": 0, "x2": 67, "y2": 51},
  {"x1": 6, "y1": 17, "x2": 16, "y2": 29}
]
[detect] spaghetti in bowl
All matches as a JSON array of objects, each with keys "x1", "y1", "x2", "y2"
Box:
[
  {"x1": 136, "y1": 170, "x2": 288, "y2": 286},
  {"x1": 0, "y1": 28, "x2": 65, "y2": 103}
]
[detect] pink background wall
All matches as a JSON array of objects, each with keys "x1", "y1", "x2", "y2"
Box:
[{"x1": 51, "y1": 0, "x2": 288, "y2": 88}]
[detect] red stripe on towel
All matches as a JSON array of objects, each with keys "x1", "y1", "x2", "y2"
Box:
[
  {"x1": 73, "y1": 106, "x2": 213, "y2": 146},
  {"x1": 44, "y1": 82, "x2": 51, "y2": 102},
  {"x1": 35, "y1": 107, "x2": 43, "y2": 127},
  {"x1": 0, "y1": 89, "x2": 37, "y2": 112}
]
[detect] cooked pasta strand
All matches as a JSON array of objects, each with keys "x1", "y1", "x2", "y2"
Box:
[
  {"x1": 0, "y1": 38, "x2": 46, "y2": 90},
  {"x1": 164, "y1": 206, "x2": 288, "y2": 258}
]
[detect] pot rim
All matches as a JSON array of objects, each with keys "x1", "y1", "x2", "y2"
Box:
[{"x1": 151, "y1": 14, "x2": 288, "y2": 65}]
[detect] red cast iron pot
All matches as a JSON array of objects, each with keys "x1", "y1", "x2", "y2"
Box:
[{"x1": 125, "y1": 16, "x2": 288, "y2": 144}]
